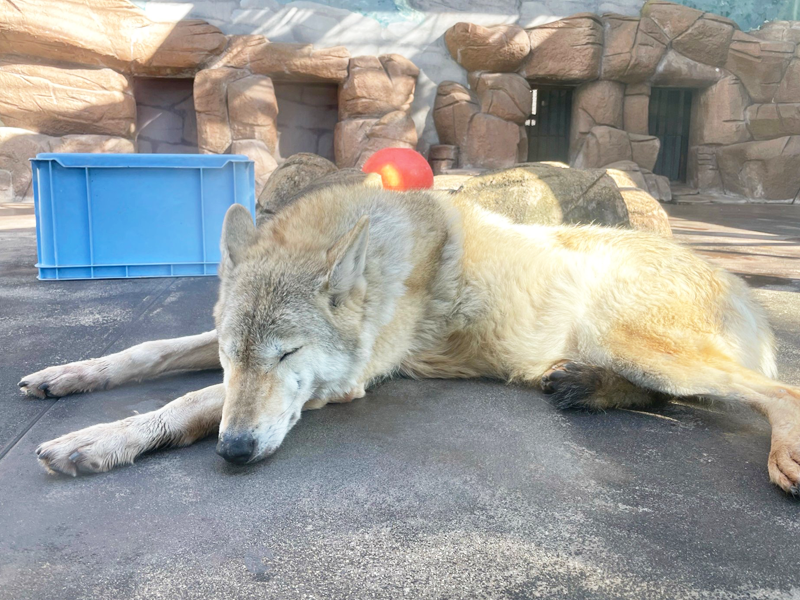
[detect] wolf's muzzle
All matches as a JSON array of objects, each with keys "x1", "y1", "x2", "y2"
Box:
[{"x1": 216, "y1": 432, "x2": 257, "y2": 464}]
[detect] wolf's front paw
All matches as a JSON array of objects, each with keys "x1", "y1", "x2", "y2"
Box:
[
  {"x1": 19, "y1": 360, "x2": 106, "y2": 399},
  {"x1": 36, "y1": 421, "x2": 136, "y2": 476},
  {"x1": 768, "y1": 437, "x2": 800, "y2": 496},
  {"x1": 329, "y1": 384, "x2": 366, "y2": 404}
]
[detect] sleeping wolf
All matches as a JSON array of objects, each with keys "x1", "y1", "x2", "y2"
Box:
[{"x1": 19, "y1": 178, "x2": 800, "y2": 494}]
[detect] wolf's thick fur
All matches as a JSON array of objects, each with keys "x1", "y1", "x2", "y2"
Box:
[{"x1": 21, "y1": 182, "x2": 800, "y2": 494}]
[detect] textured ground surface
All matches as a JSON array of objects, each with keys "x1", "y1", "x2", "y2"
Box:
[{"x1": 2, "y1": 203, "x2": 800, "y2": 599}]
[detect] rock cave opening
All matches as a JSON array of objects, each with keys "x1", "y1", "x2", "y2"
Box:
[
  {"x1": 133, "y1": 78, "x2": 198, "y2": 154},
  {"x1": 273, "y1": 82, "x2": 338, "y2": 163},
  {"x1": 648, "y1": 87, "x2": 694, "y2": 183},
  {"x1": 525, "y1": 86, "x2": 574, "y2": 164}
]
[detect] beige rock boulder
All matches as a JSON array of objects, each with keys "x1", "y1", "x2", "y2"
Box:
[
  {"x1": 690, "y1": 76, "x2": 751, "y2": 146},
  {"x1": 725, "y1": 31, "x2": 795, "y2": 103},
  {"x1": 623, "y1": 84, "x2": 650, "y2": 134},
  {"x1": 519, "y1": 15, "x2": 603, "y2": 83},
  {"x1": 230, "y1": 139, "x2": 278, "y2": 200},
  {"x1": 194, "y1": 67, "x2": 248, "y2": 154},
  {"x1": 652, "y1": 49, "x2": 722, "y2": 87},
  {"x1": 642, "y1": 170, "x2": 672, "y2": 202},
  {"x1": 777, "y1": 104, "x2": 800, "y2": 137},
  {"x1": 0, "y1": 60, "x2": 134, "y2": 138},
  {"x1": 367, "y1": 111, "x2": 417, "y2": 146},
  {"x1": 573, "y1": 126, "x2": 659, "y2": 171},
  {"x1": 339, "y1": 55, "x2": 418, "y2": 120},
  {"x1": 753, "y1": 21, "x2": 800, "y2": 43},
  {"x1": 253, "y1": 43, "x2": 350, "y2": 83},
  {"x1": 745, "y1": 104, "x2": 781, "y2": 140},
  {"x1": 717, "y1": 136, "x2": 800, "y2": 200},
  {"x1": 0, "y1": 127, "x2": 56, "y2": 202},
  {"x1": 227, "y1": 75, "x2": 278, "y2": 153},
  {"x1": 256, "y1": 159, "x2": 383, "y2": 224},
  {"x1": 642, "y1": 1, "x2": 704, "y2": 40},
  {"x1": 452, "y1": 163, "x2": 629, "y2": 227},
  {"x1": 573, "y1": 125, "x2": 631, "y2": 168},
  {"x1": 672, "y1": 14, "x2": 735, "y2": 67},
  {"x1": 605, "y1": 160, "x2": 672, "y2": 206},
  {"x1": 334, "y1": 111, "x2": 417, "y2": 169},
  {"x1": 472, "y1": 73, "x2": 531, "y2": 125},
  {"x1": 256, "y1": 152, "x2": 338, "y2": 221},
  {"x1": 619, "y1": 188, "x2": 672, "y2": 237},
  {"x1": 462, "y1": 113, "x2": 520, "y2": 169},
  {"x1": 215, "y1": 37, "x2": 350, "y2": 83},
  {"x1": 571, "y1": 81, "x2": 624, "y2": 156},
  {"x1": 0, "y1": 128, "x2": 54, "y2": 203},
  {"x1": 0, "y1": 127, "x2": 133, "y2": 202},
  {"x1": 433, "y1": 173, "x2": 474, "y2": 191},
  {"x1": 775, "y1": 59, "x2": 800, "y2": 103},
  {"x1": 602, "y1": 15, "x2": 639, "y2": 79},
  {"x1": 574, "y1": 80, "x2": 625, "y2": 130},
  {"x1": 433, "y1": 82, "x2": 479, "y2": 148},
  {"x1": 133, "y1": 20, "x2": 226, "y2": 77},
  {"x1": 746, "y1": 104, "x2": 800, "y2": 140},
  {"x1": 604, "y1": 160, "x2": 648, "y2": 190},
  {"x1": 444, "y1": 23, "x2": 530, "y2": 73},
  {"x1": 0, "y1": 0, "x2": 225, "y2": 76},
  {"x1": 630, "y1": 133, "x2": 660, "y2": 171},
  {"x1": 334, "y1": 118, "x2": 376, "y2": 169},
  {"x1": 601, "y1": 16, "x2": 667, "y2": 82},
  {"x1": 687, "y1": 145, "x2": 722, "y2": 191},
  {"x1": 377, "y1": 54, "x2": 419, "y2": 108}
]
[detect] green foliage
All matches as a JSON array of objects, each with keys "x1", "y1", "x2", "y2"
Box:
[{"x1": 676, "y1": 0, "x2": 800, "y2": 32}]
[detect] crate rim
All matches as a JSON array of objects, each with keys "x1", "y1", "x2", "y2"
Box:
[{"x1": 31, "y1": 153, "x2": 253, "y2": 169}]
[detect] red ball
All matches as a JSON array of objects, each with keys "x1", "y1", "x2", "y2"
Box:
[{"x1": 362, "y1": 148, "x2": 434, "y2": 191}]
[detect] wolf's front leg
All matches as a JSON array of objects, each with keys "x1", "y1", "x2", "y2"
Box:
[
  {"x1": 20, "y1": 331, "x2": 219, "y2": 399},
  {"x1": 302, "y1": 383, "x2": 367, "y2": 411},
  {"x1": 36, "y1": 384, "x2": 225, "y2": 476}
]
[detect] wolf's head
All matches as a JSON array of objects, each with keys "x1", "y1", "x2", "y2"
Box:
[{"x1": 213, "y1": 204, "x2": 370, "y2": 464}]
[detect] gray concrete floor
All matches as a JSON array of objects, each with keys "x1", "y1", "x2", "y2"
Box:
[{"x1": 2, "y1": 204, "x2": 800, "y2": 599}]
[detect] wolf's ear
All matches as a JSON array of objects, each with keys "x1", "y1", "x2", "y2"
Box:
[
  {"x1": 220, "y1": 204, "x2": 257, "y2": 276},
  {"x1": 326, "y1": 215, "x2": 369, "y2": 305}
]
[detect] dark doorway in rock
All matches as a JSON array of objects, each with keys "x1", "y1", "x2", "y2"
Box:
[
  {"x1": 649, "y1": 88, "x2": 693, "y2": 182},
  {"x1": 526, "y1": 86, "x2": 573, "y2": 164},
  {"x1": 273, "y1": 83, "x2": 338, "y2": 162},
  {"x1": 133, "y1": 78, "x2": 197, "y2": 154}
]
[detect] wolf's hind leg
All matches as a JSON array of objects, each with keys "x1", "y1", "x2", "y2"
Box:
[
  {"x1": 20, "y1": 330, "x2": 220, "y2": 399},
  {"x1": 36, "y1": 384, "x2": 225, "y2": 476},
  {"x1": 541, "y1": 361, "x2": 667, "y2": 411},
  {"x1": 596, "y1": 331, "x2": 800, "y2": 495}
]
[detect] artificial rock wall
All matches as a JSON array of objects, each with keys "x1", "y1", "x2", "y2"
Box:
[
  {"x1": 0, "y1": 0, "x2": 418, "y2": 202},
  {"x1": 2, "y1": 0, "x2": 800, "y2": 203},
  {"x1": 434, "y1": 3, "x2": 800, "y2": 202}
]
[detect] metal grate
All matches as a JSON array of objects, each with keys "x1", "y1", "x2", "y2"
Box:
[
  {"x1": 648, "y1": 88, "x2": 693, "y2": 182},
  {"x1": 525, "y1": 87, "x2": 573, "y2": 164}
]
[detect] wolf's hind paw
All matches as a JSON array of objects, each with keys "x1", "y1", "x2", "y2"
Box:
[
  {"x1": 768, "y1": 441, "x2": 800, "y2": 496},
  {"x1": 541, "y1": 361, "x2": 604, "y2": 411}
]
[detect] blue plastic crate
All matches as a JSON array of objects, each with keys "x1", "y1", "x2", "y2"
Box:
[{"x1": 30, "y1": 153, "x2": 255, "y2": 280}]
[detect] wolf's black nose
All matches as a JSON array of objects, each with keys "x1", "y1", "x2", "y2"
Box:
[{"x1": 216, "y1": 433, "x2": 257, "y2": 464}]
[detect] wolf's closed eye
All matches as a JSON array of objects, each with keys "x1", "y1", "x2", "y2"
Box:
[{"x1": 280, "y1": 348, "x2": 300, "y2": 362}]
